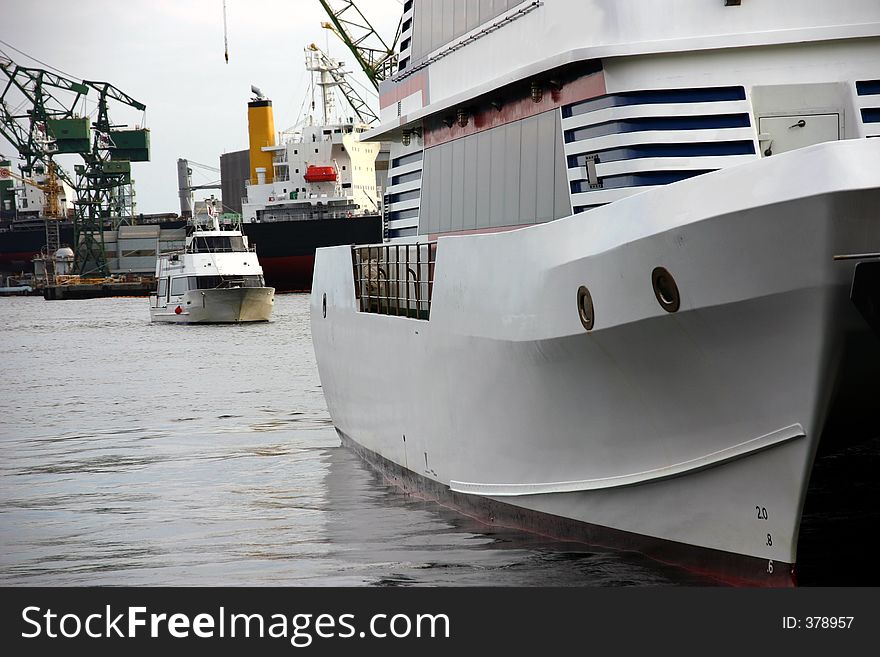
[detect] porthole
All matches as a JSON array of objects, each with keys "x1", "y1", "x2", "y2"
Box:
[
  {"x1": 651, "y1": 267, "x2": 680, "y2": 313},
  {"x1": 577, "y1": 285, "x2": 594, "y2": 331},
  {"x1": 322, "y1": 293, "x2": 327, "y2": 318}
]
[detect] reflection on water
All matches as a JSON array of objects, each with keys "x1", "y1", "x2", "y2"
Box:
[{"x1": 0, "y1": 295, "x2": 873, "y2": 586}]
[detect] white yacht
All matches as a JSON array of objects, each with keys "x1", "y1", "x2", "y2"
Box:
[
  {"x1": 150, "y1": 213, "x2": 274, "y2": 323},
  {"x1": 311, "y1": 0, "x2": 880, "y2": 585}
]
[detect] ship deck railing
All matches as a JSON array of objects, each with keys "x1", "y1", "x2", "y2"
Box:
[{"x1": 352, "y1": 243, "x2": 437, "y2": 320}]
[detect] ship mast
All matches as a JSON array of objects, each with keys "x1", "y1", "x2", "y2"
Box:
[{"x1": 304, "y1": 46, "x2": 336, "y2": 125}]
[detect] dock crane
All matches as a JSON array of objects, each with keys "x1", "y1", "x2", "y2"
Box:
[
  {"x1": 0, "y1": 161, "x2": 64, "y2": 217},
  {"x1": 0, "y1": 51, "x2": 150, "y2": 276},
  {"x1": 0, "y1": 53, "x2": 86, "y2": 186},
  {"x1": 317, "y1": 0, "x2": 401, "y2": 90},
  {"x1": 74, "y1": 80, "x2": 149, "y2": 275},
  {"x1": 0, "y1": 161, "x2": 67, "y2": 281}
]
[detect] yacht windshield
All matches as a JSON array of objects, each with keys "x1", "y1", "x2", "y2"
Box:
[
  {"x1": 193, "y1": 275, "x2": 264, "y2": 289},
  {"x1": 191, "y1": 236, "x2": 246, "y2": 253}
]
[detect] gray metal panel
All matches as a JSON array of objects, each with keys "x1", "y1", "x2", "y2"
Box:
[
  {"x1": 413, "y1": 0, "x2": 425, "y2": 60},
  {"x1": 412, "y1": 0, "x2": 515, "y2": 62},
  {"x1": 419, "y1": 146, "x2": 438, "y2": 234},
  {"x1": 476, "y1": 130, "x2": 492, "y2": 228},
  {"x1": 439, "y1": 141, "x2": 453, "y2": 234},
  {"x1": 479, "y1": 0, "x2": 494, "y2": 24},
  {"x1": 220, "y1": 149, "x2": 249, "y2": 215},
  {"x1": 489, "y1": 125, "x2": 506, "y2": 227},
  {"x1": 553, "y1": 109, "x2": 572, "y2": 219},
  {"x1": 118, "y1": 225, "x2": 160, "y2": 237},
  {"x1": 431, "y1": 0, "x2": 443, "y2": 55},
  {"x1": 463, "y1": 135, "x2": 478, "y2": 230},
  {"x1": 119, "y1": 238, "x2": 158, "y2": 251},
  {"x1": 519, "y1": 114, "x2": 538, "y2": 224},
  {"x1": 441, "y1": 1, "x2": 455, "y2": 49},
  {"x1": 503, "y1": 121, "x2": 521, "y2": 226},
  {"x1": 466, "y1": 0, "x2": 480, "y2": 34},
  {"x1": 116, "y1": 256, "x2": 156, "y2": 273},
  {"x1": 453, "y1": 0, "x2": 467, "y2": 40},
  {"x1": 536, "y1": 110, "x2": 557, "y2": 222},
  {"x1": 450, "y1": 138, "x2": 465, "y2": 231}
]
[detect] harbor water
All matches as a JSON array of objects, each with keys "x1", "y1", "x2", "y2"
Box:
[{"x1": 0, "y1": 295, "x2": 875, "y2": 586}]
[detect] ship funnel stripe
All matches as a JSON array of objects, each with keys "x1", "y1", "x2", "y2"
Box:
[
  {"x1": 570, "y1": 170, "x2": 713, "y2": 193},
  {"x1": 562, "y1": 86, "x2": 747, "y2": 119},
  {"x1": 386, "y1": 150, "x2": 425, "y2": 239},
  {"x1": 562, "y1": 86, "x2": 759, "y2": 214},
  {"x1": 567, "y1": 140, "x2": 756, "y2": 166},
  {"x1": 856, "y1": 81, "x2": 880, "y2": 136},
  {"x1": 564, "y1": 114, "x2": 752, "y2": 143},
  {"x1": 391, "y1": 151, "x2": 424, "y2": 168}
]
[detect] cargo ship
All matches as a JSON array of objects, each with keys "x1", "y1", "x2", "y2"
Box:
[{"x1": 225, "y1": 48, "x2": 385, "y2": 291}]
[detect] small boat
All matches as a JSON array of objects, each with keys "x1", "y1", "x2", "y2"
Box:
[{"x1": 149, "y1": 211, "x2": 274, "y2": 323}]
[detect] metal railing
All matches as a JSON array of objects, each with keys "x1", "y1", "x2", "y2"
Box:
[{"x1": 353, "y1": 243, "x2": 436, "y2": 319}]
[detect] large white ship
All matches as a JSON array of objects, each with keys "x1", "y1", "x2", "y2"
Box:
[{"x1": 310, "y1": 0, "x2": 880, "y2": 585}]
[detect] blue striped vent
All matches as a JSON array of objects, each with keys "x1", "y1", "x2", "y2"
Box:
[
  {"x1": 856, "y1": 80, "x2": 880, "y2": 96},
  {"x1": 856, "y1": 80, "x2": 880, "y2": 136},
  {"x1": 562, "y1": 86, "x2": 756, "y2": 213},
  {"x1": 385, "y1": 150, "x2": 424, "y2": 240}
]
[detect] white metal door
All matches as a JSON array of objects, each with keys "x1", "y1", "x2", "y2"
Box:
[{"x1": 758, "y1": 113, "x2": 840, "y2": 157}]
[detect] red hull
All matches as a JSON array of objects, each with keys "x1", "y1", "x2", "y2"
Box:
[{"x1": 259, "y1": 255, "x2": 316, "y2": 292}]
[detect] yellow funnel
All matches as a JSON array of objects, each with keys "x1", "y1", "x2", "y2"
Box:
[{"x1": 248, "y1": 99, "x2": 276, "y2": 184}]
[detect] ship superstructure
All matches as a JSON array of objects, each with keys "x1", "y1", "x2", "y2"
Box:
[
  {"x1": 241, "y1": 48, "x2": 382, "y2": 224},
  {"x1": 221, "y1": 48, "x2": 383, "y2": 290},
  {"x1": 310, "y1": 0, "x2": 880, "y2": 585}
]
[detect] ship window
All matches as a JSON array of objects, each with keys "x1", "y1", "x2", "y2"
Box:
[
  {"x1": 191, "y1": 235, "x2": 246, "y2": 253},
  {"x1": 293, "y1": 150, "x2": 297, "y2": 154},
  {"x1": 194, "y1": 275, "x2": 264, "y2": 289},
  {"x1": 315, "y1": 148, "x2": 319, "y2": 153},
  {"x1": 170, "y1": 277, "x2": 188, "y2": 296},
  {"x1": 157, "y1": 278, "x2": 167, "y2": 297},
  {"x1": 342, "y1": 165, "x2": 346, "y2": 170},
  {"x1": 295, "y1": 169, "x2": 299, "y2": 173},
  {"x1": 342, "y1": 182, "x2": 351, "y2": 188},
  {"x1": 391, "y1": 170, "x2": 421, "y2": 185}
]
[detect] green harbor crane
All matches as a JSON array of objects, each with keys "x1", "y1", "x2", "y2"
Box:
[
  {"x1": 317, "y1": 0, "x2": 401, "y2": 90},
  {"x1": 0, "y1": 51, "x2": 149, "y2": 276}
]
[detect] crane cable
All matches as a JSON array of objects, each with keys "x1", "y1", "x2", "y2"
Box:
[{"x1": 223, "y1": 1, "x2": 229, "y2": 64}]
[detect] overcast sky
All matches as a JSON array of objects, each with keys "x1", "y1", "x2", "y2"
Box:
[{"x1": 1, "y1": 0, "x2": 402, "y2": 213}]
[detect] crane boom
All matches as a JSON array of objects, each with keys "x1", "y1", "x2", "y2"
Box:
[
  {"x1": 317, "y1": 0, "x2": 401, "y2": 90},
  {"x1": 0, "y1": 53, "x2": 85, "y2": 186}
]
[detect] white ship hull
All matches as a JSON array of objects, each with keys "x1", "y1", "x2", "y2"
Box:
[
  {"x1": 151, "y1": 287, "x2": 275, "y2": 323},
  {"x1": 311, "y1": 139, "x2": 880, "y2": 584}
]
